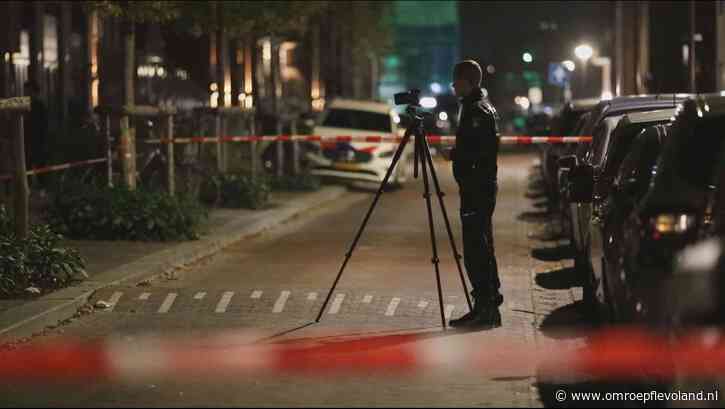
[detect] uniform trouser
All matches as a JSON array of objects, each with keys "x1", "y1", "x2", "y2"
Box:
[{"x1": 459, "y1": 183, "x2": 502, "y2": 307}]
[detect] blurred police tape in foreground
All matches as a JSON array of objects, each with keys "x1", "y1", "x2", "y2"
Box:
[{"x1": 1, "y1": 325, "x2": 724, "y2": 384}]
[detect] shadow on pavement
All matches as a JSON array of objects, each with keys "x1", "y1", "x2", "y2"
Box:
[
  {"x1": 518, "y1": 210, "x2": 556, "y2": 223},
  {"x1": 535, "y1": 267, "x2": 582, "y2": 290},
  {"x1": 538, "y1": 300, "x2": 596, "y2": 340},
  {"x1": 531, "y1": 245, "x2": 576, "y2": 262}
]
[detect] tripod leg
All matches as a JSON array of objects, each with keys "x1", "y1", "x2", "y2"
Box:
[
  {"x1": 420, "y1": 135, "x2": 473, "y2": 312},
  {"x1": 417, "y1": 134, "x2": 447, "y2": 330},
  {"x1": 315, "y1": 131, "x2": 413, "y2": 323}
]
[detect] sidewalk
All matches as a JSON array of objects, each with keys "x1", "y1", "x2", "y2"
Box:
[{"x1": 0, "y1": 185, "x2": 350, "y2": 342}]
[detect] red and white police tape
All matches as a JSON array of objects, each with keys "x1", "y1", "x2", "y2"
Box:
[
  {"x1": 1, "y1": 327, "x2": 724, "y2": 383},
  {"x1": 145, "y1": 135, "x2": 593, "y2": 145},
  {"x1": 0, "y1": 157, "x2": 108, "y2": 181}
]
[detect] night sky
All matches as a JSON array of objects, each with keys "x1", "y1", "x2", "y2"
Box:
[{"x1": 459, "y1": 1, "x2": 612, "y2": 110}]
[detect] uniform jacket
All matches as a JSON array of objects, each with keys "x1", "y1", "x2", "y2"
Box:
[{"x1": 452, "y1": 87, "x2": 500, "y2": 187}]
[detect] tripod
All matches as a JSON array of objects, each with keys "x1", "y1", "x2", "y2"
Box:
[{"x1": 315, "y1": 103, "x2": 473, "y2": 329}]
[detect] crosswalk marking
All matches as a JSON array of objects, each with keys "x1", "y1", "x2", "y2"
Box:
[
  {"x1": 158, "y1": 293, "x2": 177, "y2": 313},
  {"x1": 307, "y1": 292, "x2": 317, "y2": 301},
  {"x1": 444, "y1": 304, "x2": 455, "y2": 320},
  {"x1": 193, "y1": 292, "x2": 206, "y2": 300},
  {"x1": 328, "y1": 294, "x2": 345, "y2": 315},
  {"x1": 272, "y1": 291, "x2": 291, "y2": 313},
  {"x1": 417, "y1": 300, "x2": 429, "y2": 309},
  {"x1": 385, "y1": 298, "x2": 401, "y2": 316},
  {"x1": 250, "y1": 290, "x2": 263, "y2": 299},
  {"x1": 215, "y1": 291, "x2": 234, "y2": 313},
  {"x1": 107, "y1": 292, "x2": 123, "y2": 312},
  {"x1": 362, "y1": 294, "x2": 373, "y2": 303},
  {"x1": 138, "y1": 292, "x2": 151, "y2": 301}
]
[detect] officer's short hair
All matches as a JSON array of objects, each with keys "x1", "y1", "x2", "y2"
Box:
[{"x1": 453, "y1": 60, "x2": 482, "y2": 86}]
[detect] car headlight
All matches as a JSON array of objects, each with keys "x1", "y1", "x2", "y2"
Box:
[{"x1": 650, "y1": 213, "x2": 697, "y2": 235}]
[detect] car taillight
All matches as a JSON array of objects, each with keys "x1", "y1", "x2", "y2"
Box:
[{"x1": 649, "y1": 213, "x2": 697, "y2": 237}]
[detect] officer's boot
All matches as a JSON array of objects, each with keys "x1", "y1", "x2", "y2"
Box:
[{"x1": 457, "y1": 293, "x2": 503, "y2": 331}]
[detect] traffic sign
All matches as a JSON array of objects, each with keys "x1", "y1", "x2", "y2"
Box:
[{"x1": 548, "y1": 63, "x2": 571, "y2": 87}]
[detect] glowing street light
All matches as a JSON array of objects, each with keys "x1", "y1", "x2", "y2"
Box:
[
  {"x1": 575, "y1": 44, "x2": 594, "y2": 62},
  {"x1": 522, "y1": 52, "x2": 533, "y2": 63},
  {"x1": 562, "y1": 60, "x2": 576, "y2": 72}
]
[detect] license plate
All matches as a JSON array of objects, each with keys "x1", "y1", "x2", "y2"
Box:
[{"x1": 333, "y1": 162, "x2": 361, "y2": 171}]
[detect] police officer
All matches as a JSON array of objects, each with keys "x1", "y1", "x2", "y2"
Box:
[{"x1": 446, "y1": 60, "x2": 503, "y2": 330}]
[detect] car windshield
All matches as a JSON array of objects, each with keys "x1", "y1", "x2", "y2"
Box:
[{"x1": 321, "y1": 108, "x2": 392, "y2": 132}]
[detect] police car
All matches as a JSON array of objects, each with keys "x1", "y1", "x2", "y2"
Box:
[{"x1": 306, "y1": 99, "x2": 413, "y2": 187}]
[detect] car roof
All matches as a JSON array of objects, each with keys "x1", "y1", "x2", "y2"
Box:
[
  {"x1": 625, "y1": 108, "x2": 678, "y2": 124},
  {"x1": 328, "y1": 98, "x2": 393, "y2": 114},
  {"x1": 602, "y1": 94, "x2": 692, "y2": 114},
  {"x1": 569, "y1": 98, "x2": 600, "y2": 111}
]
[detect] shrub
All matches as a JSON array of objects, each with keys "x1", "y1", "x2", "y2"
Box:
[
  {"x1": 270, "y1": 173, "x2": 321, "y2": 192},
  {"x1": 201, "y1": 172, "x2": 270, "y2": 209},
  {"x1": 0, "y1": 205, "x2": 86, "y2": 298},
  {"x1": 47, "y1": 183, "x2": 208, "y2": 241}
]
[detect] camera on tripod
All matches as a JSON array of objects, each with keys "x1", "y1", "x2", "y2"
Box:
[{"x1": 394, "y1": 89, "x2": 421, "y2": 106}]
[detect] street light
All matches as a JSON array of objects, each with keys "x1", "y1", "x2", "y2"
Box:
[
  {"x1": 575, "y1": 44, "x2": 594, "y2": 62},
  {"x1": 522, "y1": 52, "x2": 533, "y2": 63},
  {"x1": 562, "y1": 60, "x2": 576, "y2": 72}
]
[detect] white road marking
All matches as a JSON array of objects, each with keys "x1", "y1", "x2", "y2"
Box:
[
  {"x1": 193, "y1": 292, "x2": 206, "y2": 300},
  {"x1": 250, "y1": 290, "x2": 263, "y2": 299},
  {"x1": 108, "y1": 292, "x2": 123, "y2": 311},
  {"x1": 215, "y1": 291, "x2": 234, "y2": 313},
  {"x1": 157, "y1": 293, "x2": 178, "y2": 314},
  {"x1": 307, "y1": 292, "x2": 318, "y2": 301},
  {"x1": 444, "y1": 304, "x2": 455, "y2": 320},
  {"x1": 362, "y1": 294, "x2": 373, "y2": 303},
  {"x1": 385, "y1": 298, "x2": 401, "y2": 316},
  {"x1": 138, "y1": 293, "x2": 151, "y2": 301},
  {"x1": 328, "y1": 294, "x2": 345, "y2": 315},
  {"x1": 418, "y1": 300, "x2": 429, "y2": 309},
  {"x1": 272, "y1": 291, "x2": 291, "y2": 313}
]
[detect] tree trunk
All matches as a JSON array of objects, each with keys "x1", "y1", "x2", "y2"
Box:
[
  {"x1": 59, "y1": 2, "x2": 72, "y2": 124},
  {"x1": 121, "y1": 21, "x2": 136, "y2": 190}
]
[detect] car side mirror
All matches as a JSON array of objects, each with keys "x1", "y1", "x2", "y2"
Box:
[
  {"x1": 568, "y1": 164, "x2": 594, "y2": 203},
  {"x1": 558, "y1": 155, "x2": 578, "y2": 170}
]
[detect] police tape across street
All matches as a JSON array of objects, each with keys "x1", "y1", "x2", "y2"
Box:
[{"x1": 144, "y1": 135, "x2": 593, "y2": 145}]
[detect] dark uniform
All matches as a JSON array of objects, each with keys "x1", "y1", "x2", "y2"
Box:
[{"x1": 450, "y1": 87, "x2": 503, "y2": 310}]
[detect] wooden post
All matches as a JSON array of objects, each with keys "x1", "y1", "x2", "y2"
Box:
[
  {"x1": 250, "y1": 113, "x2": 257, "y2": 181},
  {"x1": 166, "y1": 114, "x2": 175, "y2": 196},
  {"x1": 105, "y1": 113, "x2": 113, "y2": 187},
  {"x1": 275, "y1": 121, "x2": 284, "y2": 178},
  {"x1": 119, "y1": 114, "x2": 136, "y2": 189},
  {"x1": 215, "y1": 111, "x2": 224, "y2": 173},
  {"x1": 12, "y1": 114, "x2": 28, "y2": 238},
  {"x1": 291, "y1": 118, "x2": 299, "y2": 175}
]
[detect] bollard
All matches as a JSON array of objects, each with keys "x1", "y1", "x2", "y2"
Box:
[{"x1": 166, "y1": 114, "x2": 175, "y2": 196}]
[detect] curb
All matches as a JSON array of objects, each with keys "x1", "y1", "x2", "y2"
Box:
[{"x1": 0, "y1": 186, "x2": 349, "y2": 342}]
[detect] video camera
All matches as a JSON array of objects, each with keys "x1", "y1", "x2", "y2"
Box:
[{"x1": 394, "y1": 89, "x2": 421, "y2": 106}]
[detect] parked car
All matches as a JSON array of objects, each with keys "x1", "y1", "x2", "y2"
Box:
[
  {"x1": 591, "y1": 95, "x2": 725, "y2": 323},
  {"x1": 306, "y1": 98, "x2": 413, "y2": 187},
  {"x1": 562, "y1": 94, "x2": 693, "y2": 309},
  {"x1": 539, "y1": 99, "x2": 599, "y2": 200},
  {"x1": 567, "y1": 108, "x2": 677, "y2": 320}
]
